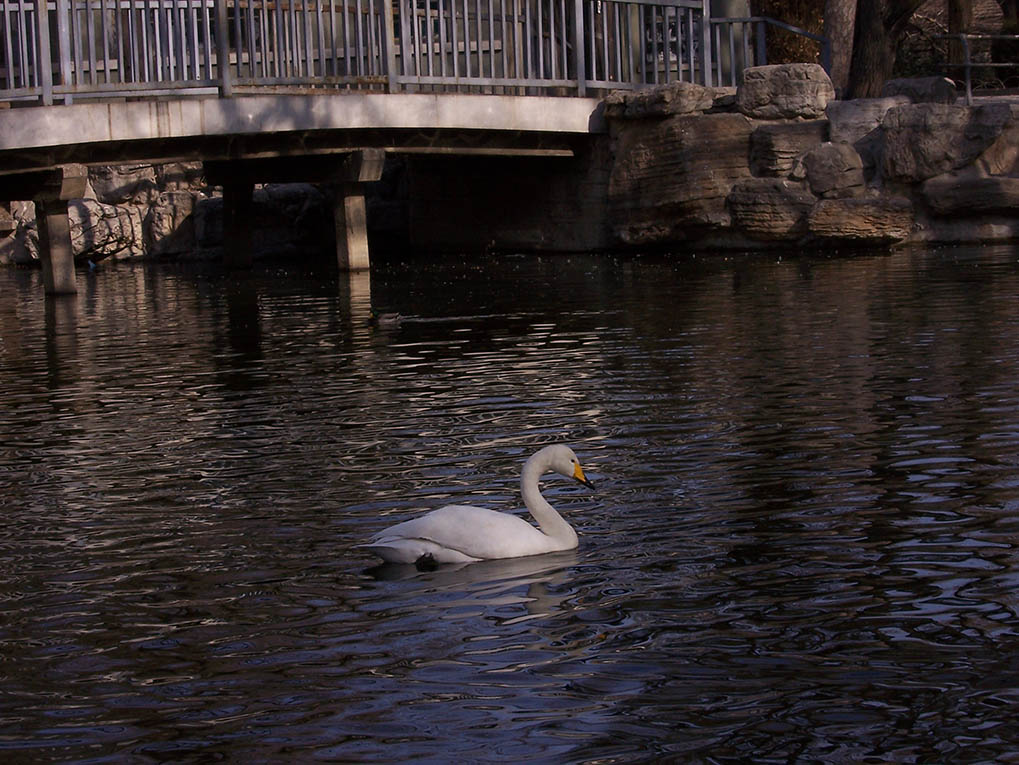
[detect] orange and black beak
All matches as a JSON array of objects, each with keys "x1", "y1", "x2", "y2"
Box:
[{"x1": 573, "y1": 462, "x2": 595, "y2": 490}]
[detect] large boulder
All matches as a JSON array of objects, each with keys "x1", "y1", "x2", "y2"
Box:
[
  {"x1": 604, "y1": 81, "x2": 715, "y2": 119},
  {"x1": 146, "y1": 191, "x2": 204, "y2": 257},
  {"x1": 826, "y1": 97, "x2": 911, "y2": 146},
  {"x1": 736, "y1": 64, "x2": 835, "y2": 119},
  {"x1": 796, "y1": 143, "x2": 866, "y2": 198},
  {"x1": 750, "y1": 120, "x2": 828, "y2": 176},
  {"x1": 155, "y1": 162, "x2": 206, "y2": 192},
  {"x1": 68, "y1": 198, "x2": 145, "y2": 261},
  {"x1": 609, "y1": 113, "x2": 754, "y2": 244},
  {"x1": 807, "y1": 196, "x2": 913, "y2": 244},
  {"x1": 881, "y1": 103, "x2": 1015, "y2": 182},
  {"x1": 88, "y1": 164, "x2": 158, "y2": 205},
  {"x1": 727, "y1": 178, "x2": 817, "y2": 240}
]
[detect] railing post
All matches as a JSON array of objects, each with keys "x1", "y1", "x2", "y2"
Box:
[
  {"x1": 383, "y1": 0, "x2": 400, "y2": 93},
  {"x1": 54, "y1": 0, "x2": 71, "y2": 96},
  {"x1": 34, "y1": 0, "x2": 54, "y2": 105},
  {"x1": 962, "y1": 35, "x2": 973, "y2": 106},
  {"x1": 700, "y1": 0, "x2": 712, "y2": 87},
  {"x1": 754, "y1": 18, "x2": 766, "y2": 66},
  {"x1": 215, "y1": 0, "x2": 233, "y2": 97},
  {"x1": 573, "y1": 0, "x2": 586, "y2": 96}
]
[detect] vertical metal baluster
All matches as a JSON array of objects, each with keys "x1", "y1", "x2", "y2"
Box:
[
  {"x1": 409, "y1": 0, "x2": 418, "y2": 76},
  {"x1": 522, "y1": 0, "x2": 529, "y2": 81},
  {"x1": 464, "y1": 0, "x2": 470, "y2": 78},
  {"x1": 270, "y1": 0, "x2": 280, "y2": 78},
  {"x1": 437, "y1": 0, "x2": 447, "y2": 78},
  {"x1": 1, "y1": 1, "x2": 12, "y2": 90},
  {"x1": 112, "y1": 0, "x2": 124, "y2": 83},
  {"x1": 353, "y1": 0, "x2": 362, "y2": 75},
  {"x1": 15, "y1": 0, "x2": 28, "y2": 88},
  {"x1": 367, "y1": 0, "x2": 375, "y2": 76},
  {"x1": 341, "y1": 0, "x2": 349, "y2": 76},
  {"x1": 315, "y1": 0, "x2": 324, "y2": 77},
  {"x1": 513, "y1": 0, "x2": 521, "y2": 85},
  {"x1": 246, "y1": 0, "x2": 255, "y2": 77},
  {"x1": 202, "y1": 0, "x2": 212, "y2": 78},
  {"x1": 498, "y1": 0, "x2": 506, "y2": 83},
  {"x1": 448, "y1": 0, "x2": 456, "y2": 78},
  {"x1": 663, "y1": 4, "x2": 671, "y2": 82},
  {"x1": 301, "y1": 0, "x2": 309, "y2": 76},
  {"x1": 535, "y1": 0, "x2": 542, "y2": 79},
  {"x1": 487, "y1": 0, "x2": 494, "y2": 84},
  {"x1": 459, "y1": 0, "x2": 466, "y2": 78},
  {"x1": 559, "y1": 0, "x2": 567, "y2": 80},
  {"x1": 548, "y1": 0, "x2": 556, "y2": 80},
  {"x1": 472, "y1": 0, "x2": 479, "y2": 79},
  {"x1": 327, "y1": 0, "x2": 336, "y2": 75}
]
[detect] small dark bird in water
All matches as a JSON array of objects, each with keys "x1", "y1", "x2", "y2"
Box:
[{"x1": 367, "y1": 310, "x2": 402, "y2": 327}]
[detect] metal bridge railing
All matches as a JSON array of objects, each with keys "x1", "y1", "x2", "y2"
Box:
[{"x1": 1, "y1": 0, "x2": 827, "y2": 104}]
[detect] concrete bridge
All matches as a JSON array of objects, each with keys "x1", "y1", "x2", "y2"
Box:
[{"x1": 0, "y1": 0, "x2": 817, "y2": 293}]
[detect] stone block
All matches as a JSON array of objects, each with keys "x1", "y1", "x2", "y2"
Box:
[
  {"x1": 881, "y1": 103, "x2": 1014, "y2": 182},
  {"x1": 826, "y1": 96, "x2": 910, "y2": 145},
  {"x1": 88, "y1": 164, "x2": 158, "y2": 205},
  {"x1": 155, "y1": 162, "x2": 206, "y2": 192},
  {"x1": 727, "y1": 178, "x2": 817, "y2": 240},
  {"x1": 807, "y1": 196, "x2": 913, "y2": 243},
  {"x1": 750, "y1": 120, "x2": 828, "y2": 176},
  {"x1": 797, "y1": 143, "x2": 865, "y2": 198},
  {"x1": 146, "y1": 191, "x2": 203, "y2": 256},
  {"x1": 609, "y1": 113, "x2": 754, "y2": 244},
  {"x1": 736, "y1": 64, "x2": 835, "y2": 119},
  {"x1": 68, "y1": 198, "x2": 145, "y2": 261},
  {"x1": 604, "y1": 81, "x2": 715, "y2": 119}
]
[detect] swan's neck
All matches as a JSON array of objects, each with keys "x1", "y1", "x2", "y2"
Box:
[{"x1": 521, "y1": 455, "x2": 578, "y2": 548}]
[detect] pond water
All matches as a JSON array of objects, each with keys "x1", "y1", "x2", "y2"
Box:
[{"x1": 3, "y1": 246, "x2": 1019, "y2": 761}]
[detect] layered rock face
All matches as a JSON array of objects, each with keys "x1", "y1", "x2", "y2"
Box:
[
  {"x1": 1, "y1": 163, "x2": 333, "y2": 266},
  {"x1": 607, "y1": 65, "x2": 1019, "y2": 250}
]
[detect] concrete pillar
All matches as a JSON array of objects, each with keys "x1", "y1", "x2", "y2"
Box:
[
  {"x1": 223, "y1": 180, "x2": 254, "y2": 269},
  {"x1": 333, "y1": 150, "x2": 385, "y2": 272},
  {"x1": 37, "y1": 199, "x2": 77, "y2": 295},
  {"x1": 334, "y1": 186, "x2": 371, "y2": 271}
]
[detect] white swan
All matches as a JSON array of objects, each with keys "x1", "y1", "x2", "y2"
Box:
[{"x1": 360, "y1": 444, "x2": 594, "y2": 565}]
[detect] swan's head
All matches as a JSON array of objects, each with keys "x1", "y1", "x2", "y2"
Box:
[{"x1": 542, "y1": 444, "x2": 595, "y2": 490}]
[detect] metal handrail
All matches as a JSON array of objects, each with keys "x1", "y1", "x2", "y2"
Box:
[
  {"x1": 1, "y1": 0, "x2": 828, "y2": 104},
  {"x1": 938, "y1": 33, "x2": 1019, "y2": 105}
]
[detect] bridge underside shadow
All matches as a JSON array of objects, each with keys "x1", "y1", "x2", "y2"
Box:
[{"x1": 0, "y1": 93, "x2": 605, "y2": 294}]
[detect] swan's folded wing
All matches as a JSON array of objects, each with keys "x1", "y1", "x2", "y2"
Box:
[{"x1": 370, "y1": 505, "x2": 555, "y2": 560}]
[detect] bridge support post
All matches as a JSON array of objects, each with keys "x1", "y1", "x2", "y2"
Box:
[
  {"x1": 19, "y1": 164, "x2": 89, "y2": 296},
  {"x1": 334, "y1": 187, "x2": 371, "y2": 271},
  {"x1": 37, "y1": 200, "x2": 77, "y2": 295},
  {"x1": 223, "y1": 180, "x2": 255, "y2": 269},
  {"x1": 334, "y1": 150, "x2": 385, "y2": 272}
]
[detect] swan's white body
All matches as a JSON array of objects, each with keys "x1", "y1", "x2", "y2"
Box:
[{"x1": 361, "y1": 445, "x2": 593, "y2": 565}]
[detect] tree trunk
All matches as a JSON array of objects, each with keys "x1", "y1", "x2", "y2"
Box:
[
  {"x1": 825, "y1": 0, "x2": 858, "y2": 95},
  {"x1": 846, "y1": 0, "x2": 925, "y2": 98},
  {"x1": 948, "y1": 0, "x2": 974, "y2": 65}
]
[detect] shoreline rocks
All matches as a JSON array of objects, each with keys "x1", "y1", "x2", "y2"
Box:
[{"x1": 6, "y1": 65, "x2": 1019, "y2": 264}]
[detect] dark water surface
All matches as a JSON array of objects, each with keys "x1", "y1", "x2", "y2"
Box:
[{"x1": 3, "y1": 247, "x2": 1019, "y2": 762}]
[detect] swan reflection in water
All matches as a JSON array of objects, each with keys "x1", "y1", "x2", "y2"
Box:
[{"x1": 365, "y1": 550, "x2": 580, "y2": 622}]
